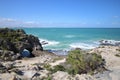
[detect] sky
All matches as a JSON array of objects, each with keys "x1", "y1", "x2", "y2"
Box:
[{"x1": 0, "y1": 0, "x2": 120, "y2": 28}]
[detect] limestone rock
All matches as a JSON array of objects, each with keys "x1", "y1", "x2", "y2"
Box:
[
  {"x1": 74, "y1": 74, "x2": 96, "y2": 80},
  {"x1": 23, "y1": 70, "x2": 40, "y2": 79},
  {"x1": 52, "y1": 71, "x2": 72, "y2": 80},
  {"x1": 0, "y1": 73, "x2": 20, "y2": 80}
]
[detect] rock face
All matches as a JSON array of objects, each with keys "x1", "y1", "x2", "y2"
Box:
[{"x1": 0, "y1": 28, "x2": 43, "y2": 61}]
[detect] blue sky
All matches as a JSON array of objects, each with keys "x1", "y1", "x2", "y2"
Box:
[{"x1": 0, "y1": 0, "x2": 120, "y2": 28}]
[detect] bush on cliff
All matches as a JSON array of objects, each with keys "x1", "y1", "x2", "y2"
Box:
[{"x1": 66, "y1": 49, "x2": 105, "y2": 75}]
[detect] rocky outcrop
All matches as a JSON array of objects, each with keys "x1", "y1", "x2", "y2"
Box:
[
  {"x1": 90, "y1": 46, "x2": 120, "y2": 80},
  {"x1": 99, "y1": 40, "x2": 120, "y2": 46},
  {"x1": 0, "y1": 28, "x2": 43, "y2": 61}
]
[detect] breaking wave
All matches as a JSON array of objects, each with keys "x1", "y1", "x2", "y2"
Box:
[
  {"x1": 69, "y1": 42, "x2": 99, "y2": 49},
  {"x1": 39, "y1": 38, "x2": 60, "y2": 46}
]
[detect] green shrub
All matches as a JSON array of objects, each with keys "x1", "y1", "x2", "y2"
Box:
[
  {"x1": 46, "y1": 65, "x2": 65, "y2": 74},
  {"x1": 52, "y1": 65, "x2": 65, "y2": 73},
  {"x1": 66, "y1": 49, "x2": 105, "y2": 75},
  {"x1": 43, "y1": 64, "x2": 51, "y2": 70},
  {"x1": 115, "y1": 53, "x2": 120, "y2": 57},
  {"x1": 116, "y1": 49, "x2": 120, "y2": 52}
]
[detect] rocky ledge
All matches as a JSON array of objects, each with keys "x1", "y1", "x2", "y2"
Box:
[{"x1": 0, "y1": 28, "x2": 43, "y2": 61}]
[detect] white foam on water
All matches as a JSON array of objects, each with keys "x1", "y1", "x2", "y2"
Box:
[
  {"x1": 39, "y1": 38, "x2": 60, "y2": 46},
  {"x1": 64, "y1": 35, "x2": 76, "y2": 38},
  {"x1": 70, "y1": 42, "x2": 99, "y2": 49}
]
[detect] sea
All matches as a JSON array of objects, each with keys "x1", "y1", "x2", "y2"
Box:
[{"x1": 23, "y1": 28, "x2": 120, "y2": 55}]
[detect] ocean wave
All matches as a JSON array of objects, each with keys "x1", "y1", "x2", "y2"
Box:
[
  {"x1": 69, "y1": 42, "x2": 99, "y2": 49},
  {"x1": 64, "y1": 35, "x2": 76, "y2": 38},
  {"x1": 39, "y1": 38, "x2": 60, "y2": 46}
]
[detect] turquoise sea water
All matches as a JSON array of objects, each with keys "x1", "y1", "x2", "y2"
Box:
[{"x1": 23, "y1": 28, "x2": 120, "y2": 50}]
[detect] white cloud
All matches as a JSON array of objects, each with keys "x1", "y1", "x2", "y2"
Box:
[
  {"x1": 0, "y1": 18, "x2": 41, "y2": 28},
  {"x1": 1, "y1": 17, "x2": 119, "y2": 28},
  {"x1": 25, "y1": 21, "x2": 36, "y2": 24}
]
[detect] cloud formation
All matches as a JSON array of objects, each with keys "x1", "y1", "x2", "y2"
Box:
[
  {"x1": 0, "y1": 18, "x2": 88, "y2": 28},
  {"x1": 0, "y1": 17, "x2": 120, "y2": 28},
  {"x1": 0, "y1": 18, "x2": 40, "y2": 28}
]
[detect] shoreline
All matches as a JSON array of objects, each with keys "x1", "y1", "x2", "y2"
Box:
[
  {"x1": 43, "y1": 44, "x2": 120, "y2": 56},
  {"x1": 40, "y1": 38, "x2": 120, "y2": 53},
  {"x1": 0, "y1": 28, "x2": 120, "y2": 80}
]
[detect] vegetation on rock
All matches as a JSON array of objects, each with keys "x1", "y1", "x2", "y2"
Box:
[
  {"x1": 66, "y1": 49, "x2": 105, "y2": 75},
  {"x1": 0, "y1": 28, "x2": 43, "y2": 61},
  {"x1": 50, "y1": 65, "x2": 65, "y2": 73},
  {"x1": 115, "y1": 53, "x2": 120, "y2": 57}
]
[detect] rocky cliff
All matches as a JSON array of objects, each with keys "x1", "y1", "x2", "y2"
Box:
[{"x1": 0, "y1": 28, "x2": 43, "y2": 61}]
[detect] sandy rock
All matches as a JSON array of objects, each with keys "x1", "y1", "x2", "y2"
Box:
[
  {"x1": 50, "y1": 58, "x2": 66, "y2": 66},
  {"x1": 75, "y1": 74, "x2": 96, "y2": 80},
  {"x1": 23, "y1": 70, "x2": 39, "y2": 79},
  {"x1": 39, "y1": 70, "x2": 49, "y2": 79},
  {"x1": 109, "y1": 69, "x2": 120, "y2": 80},
  {"x1": 52, "y1": 71, "x2": 96, "y2": 80},
  {"x1": 9, "y1": 75, "x2": 20, "y2": 80},
  {"x1": 3, "y1": 62, "x2": 15, "y2": 69},
  {"x1": 90, "y1": 46, "x2": 120, "y2": 69},
  {"x1": 90, "y1": 46, "x2": 120, "y2": 80},
  {"x1": 52, "y1": 71, "x2": 72, "y2": 80},
  {"x1": 94, "y1": 68, "x2": 120, "y2": 80},
  {"x1": 0, "y1": 73, "x2": 20, "y2": 80}
]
